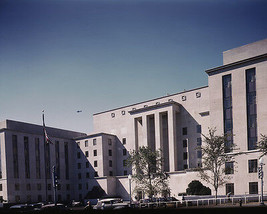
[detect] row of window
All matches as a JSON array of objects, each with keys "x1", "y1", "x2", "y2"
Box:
[
  {"x1": 226, "y1": 182, "x2": 259, "y2": 195},
  {"x1": 11, "y1": 135, "x2": 70, "y2": 180},
  {"x1": 77, "y1": 138, "x2": 98, "y2": 148},
  {"x1": 77, "y1": 149, "x2": 98, "y2": 159},
  {"x1": 182, "y1": 125, "x2": 202, "y2": 136},
  {"x1": 222, "y1": 68, "x2": 258, "y2": 151},
  {"x1": 182, "y1": 138, "x2": 202, "y2": 148},
  {"x1": 14, "y1": 183, "x2": 71, "y2": 191},
  {"x1": 225, "y1": 159, "x2": 259, "y2": 175}
]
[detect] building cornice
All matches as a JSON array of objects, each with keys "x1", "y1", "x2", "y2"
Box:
[
  {"x1": 205, "y1": 53, "x2": 267, "y2": 75},
  {"x1": 128, "y1": 100, "x2": 180, "y2": 115},
  {"x1": 93, "y1": 85, "x2": 208, "y2": 116}
]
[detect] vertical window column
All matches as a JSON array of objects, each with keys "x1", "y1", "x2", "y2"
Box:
[
  {"x1": 55, "y1": 141, "x2": 60, "y2": 179},
  {"x1": 222, "y1": 74, "x2": 233, "y2": 153},
  {"x1": 12, "y1": 135, "x2": 19, "y2": 178},
  {"x1": 64, "y1": 142, "x2": 69, "y2": 180},
  {"x1": 24, "y1": 137, "x2": 30, "y2": 179},
  {"x1": 35, "y1": 138, "x2": 41, "y2": 179},
  {"x1": 246, "y1": 68, "x2": 257, "y2": 150}
]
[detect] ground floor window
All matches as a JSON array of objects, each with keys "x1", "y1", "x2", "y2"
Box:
[
  {"x1": 249, "y1": 182, "x2": 258, "y2": 194},
  {"x1": 225, "y1": 183, "x2": 234, "y2": 195}
]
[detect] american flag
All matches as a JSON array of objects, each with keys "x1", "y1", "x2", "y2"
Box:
[{"x1": 42, "y1": 113, "x2": 53, "y2": 144}]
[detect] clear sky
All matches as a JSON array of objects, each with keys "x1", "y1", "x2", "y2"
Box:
[{"x1": 1, "y1": 0, "x2": 267, "y2": 134}]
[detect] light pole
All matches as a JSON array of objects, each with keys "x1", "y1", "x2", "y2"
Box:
[
  {"x1": 258, "y1": 157, "x2": 265, "y2": 206},
  {"x1": 52, "y1": 166, "x2": 58, "y2": 206},
  {"x1": 128, "y1": 174, "x2": 132, "y2": 207}
]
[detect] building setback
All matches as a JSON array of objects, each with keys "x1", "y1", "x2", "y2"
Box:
[{"x1": 0, "y1": 38, "x2": 267, "y2": 203}]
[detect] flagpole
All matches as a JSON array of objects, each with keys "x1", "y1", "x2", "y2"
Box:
[{"x1": 42, "y1": 112, "x2": 48, "y2": 203}]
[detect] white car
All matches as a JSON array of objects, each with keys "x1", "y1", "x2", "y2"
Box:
[{"x1": 93, "y1": 198, "x2": 128, "y2": 210}]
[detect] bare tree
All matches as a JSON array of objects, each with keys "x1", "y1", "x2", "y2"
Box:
[{"x1": 198, "y1": 128, "x2": 239, "y2": 202}]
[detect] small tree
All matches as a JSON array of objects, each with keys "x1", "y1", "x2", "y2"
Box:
[
  {"x1": 258, "y1": 134, "x2": 267, "y2": 157},
  {"x1": 127, "y1": 146, "x2": 170, "y2": 199},
  {"x1": 198, "y1": 128, "x2": 239, "y2": 202}
]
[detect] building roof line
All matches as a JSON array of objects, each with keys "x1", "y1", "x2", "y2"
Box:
[
  {"x1": 205, "y1": 53, "x2": 267, "y2": 75},
  {"x1": 93, "y1": 85, "x2": 208, "y2": 116},
  {"x1": 74, "y1": 132, "x2": 117, "y2": 140}
]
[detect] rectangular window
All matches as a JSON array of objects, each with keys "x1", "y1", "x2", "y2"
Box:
[
  {"x1": 122, "y1": 138, "x2": 126, "y2": 145},
  {"x1": 248, "y1": 159, "x2": 258, "y2": 173},
  {"x1": 77, "y1": 163, "x2": 81, "y2": 169},
  {"x1": 85, "y1": 151, "x2": 89, "y2": 157},
  {"x1": 35, "y1": 138, "x2": 41, "y2": 179},
  {"x1": 37, "y1": 183, "x2": 42, "y2": 191},
  {"x1": 55, "y1": 141, "x2": 60, "y2": 179},
  {"x1": 15, "y1": 183, "x2": 20, "y2": 191},
  {"x1": 93, "y1": 139, "x2": 97, "y2": 145},
  {"x1": 182, "y1": 127, "x2": 187, "y2": 135},
  {"x1": 93, "y1": 150, "x2": 97, "y2": 156},
  {"x1": 226, "y1": 183, "x2": 234, "y2": 195},
  {"x1": 85, "y1": 140, "x2": 88, "y2": 147},
  {"x1": 12, "y1": 135, "x2": 19, "y2": 178},
  {"x1": 64, "y1": 142, "x2": 69, "y2": 180},
  {"x1": 45, "y1": 142, "x2": 51, "y2": 179},
  {"x1": 222, "y1": 74, "x2": 233, "y2": 153},
  {"x1": 246, "y1": 68, "x2": 257, "y2": 150},
  {"x1": 123, "y1": 149, "x2": 127, "y2": 156},
  {"x1": 94, "y1": 171, "x2": 98, "y2": 177},
  {"x1": 123, "y1": 160, "x2": 127, "y2": 167},
  {"x1": 225, "y1": 162, "x2": 234, "y2": 174},
  {"x1": 108, "y1": 149, "x2": 112, "y2": 156},
  {"x1": 47, "y1": 184, "x2": 51, "y2": 190},
  {"x1": 109, "y1": 160, "x2": 112, "y2": 167},
  {"x1": 197, "y1": 150, "x2": 202, "y2": 159},
  {"x1": 94, "y1": 161, "x2": 98, "y2": 167},
  {"x1": 109, "y1": 171, "x2": 113, "y2": 176},
  {"x1": 183, "y1": 139, "x2": 187, "y2": 148},
  {"x1": 249, "y1": 182, "x2": 258, "y2": 194},
  {"x1": 183, "y1": 152, "x2": 188, "y2": 160},
  {"x1": 196, "y1": 125, "x2": 202, "y2": 133},
  {"x1": 24, "y1": 137, "x2": 30, "y2": 179},
  {"x1": 108, "y1": 139, "x2": 112, "y2": 145},
  {"x1": 86, "y1": 161, "x2": 89, "y2": 168},
  {"x1": 26, "y1": 183, "x2": 31, "y2": 191},
  {"x1": 197, "y1": 138, "x2": 202, "y2": 146}
]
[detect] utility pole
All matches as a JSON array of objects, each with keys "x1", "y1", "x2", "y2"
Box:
[
  {"x1": 52, "y1": 166, "x2": 58, "y2": 206},
  {"x1": 258, "y1": 157, "x2": 265, "y2": 206}
]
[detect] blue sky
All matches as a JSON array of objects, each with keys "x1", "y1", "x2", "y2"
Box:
[{"x1": 1, "y1": 0, "x2": 267, "y2": 133}]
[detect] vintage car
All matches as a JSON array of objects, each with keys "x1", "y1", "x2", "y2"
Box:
[{"x1": 93, "y1": 198, "x2": 128, "y2": 210}]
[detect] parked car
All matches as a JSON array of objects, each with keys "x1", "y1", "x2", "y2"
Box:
[
  {"x1": 10, "y1": 204, "x2": 30, "y2": 210},
  {"x1": 93, "y1": 198, "x2": 128, "y2": 210},
  {"x1": 40, "y1": 203, "x2": 68, "y2": 211}
]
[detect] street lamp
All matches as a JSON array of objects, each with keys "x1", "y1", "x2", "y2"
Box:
[
  {"x1": 128, "y1": 174, "x2": 132, "y2": 207},
  {"x1": 258, "y1": 157, "x2": 265, "y2": 206}
]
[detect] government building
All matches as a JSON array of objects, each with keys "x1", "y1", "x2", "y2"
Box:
[{"x1": 0, "y1": 38, "x2": 267, "y2": 203}]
